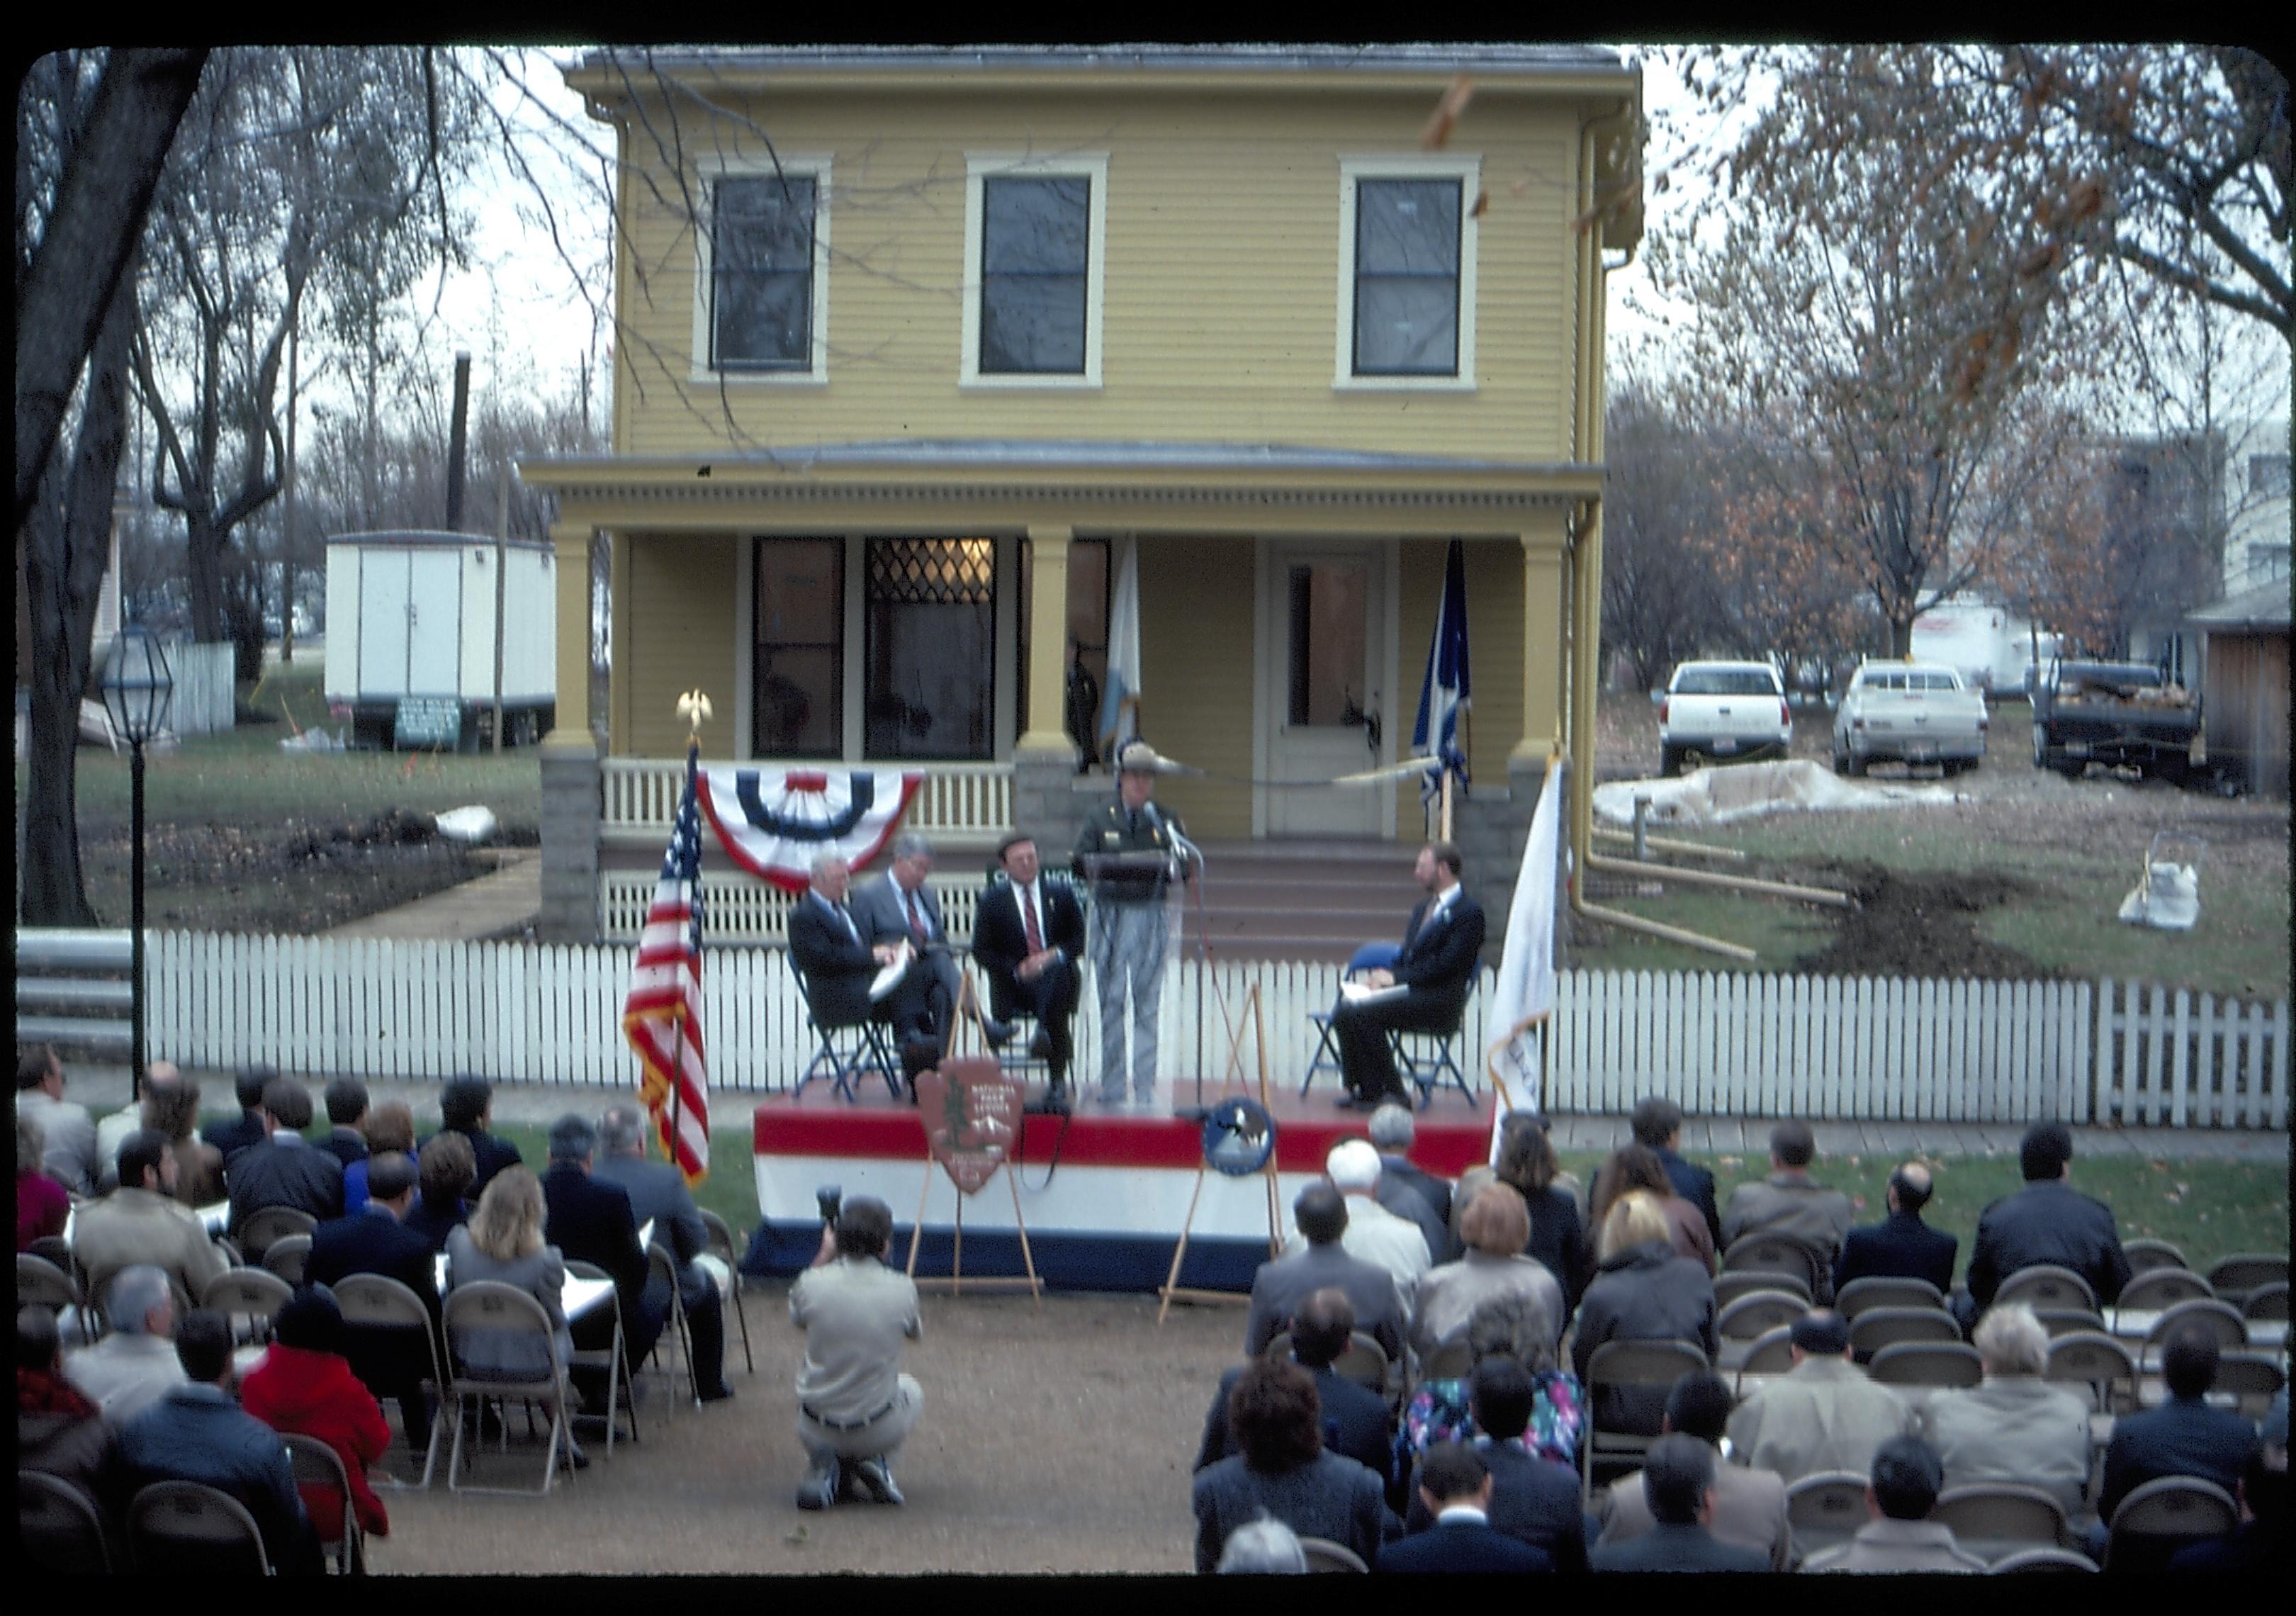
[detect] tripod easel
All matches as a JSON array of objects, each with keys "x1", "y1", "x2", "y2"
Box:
[
  {"x1": 1157, "y1": 981, "x2": 1283, "y2": 1323},
  {"x1": 904, "y1": 968, "x2": 1043, "y2": 1310}
]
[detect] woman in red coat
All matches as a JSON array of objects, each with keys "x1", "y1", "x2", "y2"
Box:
[{"x1": 240, "y1": 1284, "x2": 391, "y2": 1542}]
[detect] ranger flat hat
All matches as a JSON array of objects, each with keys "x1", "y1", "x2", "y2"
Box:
[{"x1": 1114, "y1": 739, "x2": 1169, "y2": 774}]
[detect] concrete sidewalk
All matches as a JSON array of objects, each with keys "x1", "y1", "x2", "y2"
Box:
[{"x1": 322, "y1": 847, "x2": 539, "y2": 941}]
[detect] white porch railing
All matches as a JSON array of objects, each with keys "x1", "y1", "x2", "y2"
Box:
[{"x1": 600, "y1": 758, "x2": 1013, "y2": 841}]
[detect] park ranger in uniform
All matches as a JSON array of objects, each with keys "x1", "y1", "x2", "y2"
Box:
[{"x1": 1072, "y1": 740, "x2": 1190, "y2": 1110}]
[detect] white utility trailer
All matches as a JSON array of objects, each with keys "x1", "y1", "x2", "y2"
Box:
[{"x1": 323, "y1": 530, "x2": 556, "y2": 750}]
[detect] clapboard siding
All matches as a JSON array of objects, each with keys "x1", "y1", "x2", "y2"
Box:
[
  {"x1": 609, "y1": 90, "x2": 1581, "y2": 460},
  {"x1": 1138, "y1": 535, "x2": 1257, "y2": 838},
  {"x1": 622, "y1": 535, "x2": 740, "y2": 757}
]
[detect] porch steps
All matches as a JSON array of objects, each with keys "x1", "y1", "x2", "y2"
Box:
[{"x1": 1176, "y1": 839, "x2": 1424, "y2": 965}]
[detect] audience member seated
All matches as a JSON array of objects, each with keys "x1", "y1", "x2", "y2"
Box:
[
  {"x1": 1918, "y1": 1302, "x2": 2093, "y2": 1515},
  {"x1": 1191, "y1": 1357, "x2": 1397, "y2": 1573},
  {"x1": 201, "y1": 1066, "x2": 275, "y2": 1164},
  {"x1": 592, "y1": 1103, "x2": 734, "y2": 1402},
  {"x1": 1631, "y1": 1094, "x2": 1722, "y2": 1250},
  {"x1": 95, "y1": 1060, "x2": 180, "y2": 1191},
  {"x1": 789, "y1": 1196, "x2": 922, "y2": 1510},
  {"x1": 306, "y1": 1150, "x2": 441, "y2": 1452},
  {"x1": 1596, "y1": 1370, "x2": 1791, "y2": 1571},
  {"x1": 119, "y1": 1306, "x2": 322, "y2": 1574},
  {"x1": 1278, "y1": 1139, "x2": 1431, "y2": 1313},
  {"x1": 444, "y1": 1166, "x2": 585, "y2": 1469},
  {"x1": 403, "y1": 1130, "x2": 477, "y2": 1252},
  {"x1": 1803, "y1": 1434, "x2": 1988, "y2": 1573},
  {"x1": 1376, "y1": 1441, "x2": 1555, "y2": 1573},
  {"x1": 1246, "y1": 1183, "x2": 1407, "y2": 1363},
  {"x1": 1725, "y1": 1309, "x2": 1911, "y2": 1486},
  {"x1": 1835, "y1": 1160, "x2": 1957, "y2": 1298},
  {"x1": 224, "y1": 1077, "x2": 346, "y2": 1235},
  {"x1": 1720, "y1": 1120, "x2": 1855, "y2": 1303},
  {"x1": 2100, "y1": 1327, "x2": 2262, "y2": 1521},
  {"x1": 1966, "y1": 1120, "x2": 2134, "y2": 1311},
  {"x1": 1589, "y1": 1141, "x2": 1714, "y2": 1276},
  {"x1": 1213, "y1": 1517, "x2": 1307, "y2": 1573},
  {"x1": 1361, "y1": 1104, "x2": 1449, "y2": 1264},
  {"x1": 1400, "y1": 1291, "x2": 1584, "y2": 1471},
  {"x1": 1491, "y1": 1111, "x2": 1591, "y2": 1310},
  {"x1": 1402, "y1": 1358, "x2": 1587, "y2": 1571},
  {"x1": 343, "y1": 1101, "x2": 416, "y2": 1214},
  {"x1": 18, "y1": 1043, "x2": 100, "y2": 1194},
  {"x1": 1197, "y1": 1287, "x2": 1394, "y2": 1492},
  {"x1": 428, "y1": 1074, "x2": 524, "y2": 1199},
  {"x1": 2167, "y1": 1433, "x2": 2288, "y2": 1573},
  {"x1": 72, "y1": 1130, "x2": 229, "y2": 1314},
  {"x1": 18, "y1": 1303, "x2": 127, "y2": 1539},
  {"x1": 240, "y1": 1284, "x2": 392, "y2": 1547},
  {"x1": 1572, "y1": 1191, "x2": 1718, "y2": 1437},
  {"x1": 62, "y1": 1266, "x2": 186, "y2": 1423},
  {"x1": 320, "y1": 1079, "x2": 372, "y2": 1169},
  {"x1": 17, "y1": 1112, "x2": 70, "y2": 1250},
  {"x1": 785, "y1": 851, "x2": 943, "y2": 1084},
  {"x1": 1411, "y1": 1182, "x2": 1563, "y2": 1361},
  {"x1": 145, "y1": 1074, "x2": 222, "y2": 1208},
  {"x1": 1589, "y1": 1432, "x2": 1769, "y2": 1572},
  {"x1": 541, "y1": 1113, "x2": 668, "y2": 1408}
]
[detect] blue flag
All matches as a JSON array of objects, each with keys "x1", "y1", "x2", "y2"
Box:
[{"x1": 1411, "y1": 539, "x2": 1472, "y2": 802}]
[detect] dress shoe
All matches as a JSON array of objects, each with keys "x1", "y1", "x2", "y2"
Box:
[
  {"x1": 981, "y1": 1017, "x2": 1014, "y2": 1046},
  {"x1": 562, "y1": 1435, "x2": 591, "y2": 1471},
  {"x1": 1332, "y1": 1092, "x2": 1371, "y2": 1110},
  {"x1": 697, "y1": 1381, "x2": 736, "y2": 1403},
  {"x1": 796, "y1": 1454, "x2": 838, "y2": 1511},
  {"x1": 1028, "y1": 1029, "x2": 1054, "y2": 1060},
  {"x1": 846, "y1": 1455, "x2": 905, "y2": 1505}
]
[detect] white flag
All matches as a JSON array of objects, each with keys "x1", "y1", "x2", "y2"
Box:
[
  {"x1": 1484, "y1": 756, "x2": 1564, "y2": 1111},
  {"x1": 1096, "y1": 536, "x2": 1142, "y2": 763}
]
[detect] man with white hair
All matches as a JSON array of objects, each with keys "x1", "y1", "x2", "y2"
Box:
[
  {"x1": 1282, "y1": 1138, "x2": 1432, "y2": 1311},
  {"x1": 1915, "y1": 1302, "x2": 2093, "y2": 1515},
  {"x1": 62, "y1": 1265, "x2": 188, "y2": 1423},
  {"x1": 1366, "y1": 1104, "x2": 1451, "y2": 1262},
  {"x1": 848, "y1": 832, "x2": 961, "y2": 1037},
  {"x1": 592, "y1": 1103, "x2": 734, "y2": 1403},
  {"x1": 787, "y1": 851, "x2": 940, "y2": 1067}
]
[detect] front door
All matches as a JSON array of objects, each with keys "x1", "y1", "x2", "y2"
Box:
[{"x1": 1263, "y1": 542, "x2": 1390, "y2": 836}]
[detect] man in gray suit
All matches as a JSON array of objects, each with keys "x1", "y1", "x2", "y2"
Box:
[
  {"x1": 590, "y1": 1104, "x2": 733, "y2": 1403},
  {"x1": 18, "y1": 1044, "x2": 101, "y2": 1194},
  {"x1": 1243, "y1": 1182, "x2": 1405, "y2": 1362},
  {"x1": 1721, "y1": 1119, "x2": 1855, "y2": 1303},
  {"x1": 848, "y1": 833, "x2": 960, "y2": 1039}
]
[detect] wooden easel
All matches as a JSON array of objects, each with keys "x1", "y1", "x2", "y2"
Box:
[
  {"x1": 1157, "y1": 982, "x2": 1284, "y2": 1323},
  {"x1": 904, "y1": 968, "x2": 1042, "y2": 1310}
]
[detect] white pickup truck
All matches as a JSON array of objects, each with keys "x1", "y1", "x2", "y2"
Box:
[
  {"x1": 1832, "y1": 661, "x2": 1989, "y2": 775},
  {"x1": 1658, "y1": 661, "x2": 1792, "y2": 777}
]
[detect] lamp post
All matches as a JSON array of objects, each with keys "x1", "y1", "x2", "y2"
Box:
[{"x1": 100, "y1": 627, "x2": 174, "y2": 1081}]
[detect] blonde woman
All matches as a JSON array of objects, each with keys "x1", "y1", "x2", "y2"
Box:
[
  {"x1": 1410, "y1": 1182, "x2": 1564, "y2": 1359},
  {"x1": 1570, "y1": 1191, "x2": 1717, "y2": 1436},
  {"x1": 444, "y1": 1167, "x2": 584, "y2": 1466}
]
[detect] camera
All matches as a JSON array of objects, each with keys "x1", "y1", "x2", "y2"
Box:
[{"x1": 816, "y1": 1184, "x2": 843, "y2": 1225}]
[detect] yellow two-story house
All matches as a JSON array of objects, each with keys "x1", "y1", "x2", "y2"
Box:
[{"x1": 522, "y1": 44, "x2": 1642, "y2": 943}]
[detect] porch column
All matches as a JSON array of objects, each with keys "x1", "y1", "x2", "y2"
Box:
[
  {"x1": 1512, "y1": 532, "x2": 1565, "y2": 764},
  {"x1": 1016, "y1": 523, "x2": 1076, "y2": 760},
  {"x1": 539, "y1": 519, "x2": 600, "y2": 943}
]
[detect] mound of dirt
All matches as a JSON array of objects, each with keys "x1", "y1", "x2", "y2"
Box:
[
  {"x1": 1796, "y1": 863, "x2": 2049, "y2": 980},
  {"x1": 288, "y1": 808, "x2": 439, "y2": 860}
]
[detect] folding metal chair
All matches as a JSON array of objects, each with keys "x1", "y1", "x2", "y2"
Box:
[
  {"x1": 1395, "y1": 973, "x2": 1479, "y2": 1111},
  {"x1": 1847, "y1": 1305, "x2": 1962, "y2": 1360},
  {"x1": 1733, "y1": 1326, "x2": 1796, "y2": 1397},
  {"x1": 331, "y1": 1272, "x2": 448, "y2": 1490},
  {"x1": 1993, "y1": 1264, "x2": 2098, "y2": 1313},
  {"x1": 2044, "y1": 1331, "x2": 2138, "y2": 1415},
  {"x1": 17, "y1": 1253, "x2": 94, "y2": 1346},
  {"x1": 2205, "y1": 1252, "x2": 2287, "y2": 1310},
  {"x1": 1714, "y1": 1269, "x2": 1811, "y2": 1310},
  {"x1": 2139, "y1": 1298, "x2": 2248, "y2": 1371},
  {"x1": 2032, "y1": 1307, "x2": 2108, "y2": 1338},
  {"x1": 1417, "y1": 1338, "x2": 1476, "y2": 1384},
  {"x1": 1785, "y1": 1470, "x2": 1870, "y2": 1565},
  {"x1": 1332, "y1": 1332, "x2": 1392, "y2": 1396},
  {"x1": 1988, "y1": 1546, "x2": 2099, "y2": 1573},
  {"x1": 562, "y1": 1260, "x2": 641, "y2": 1454},
  {"x1": 1867, "y1": 1340, "x2": 1983, "y2": 1388},
  {"x1": 789, "y1": 958, "x2": 904, "y2": 1103},
  {"x1": 641, "y1": 1242, "x2": 699, "y2": 1418},
  {"x1": 201, "y1": 1267, "x2": 294, "y2": 1345},
  {"x1": 1300, "y1": 942, "x2": 1401, "y2": 1097},
  {"x1": 127, "y1": 1480, "x2": 272, "y2": 1574},
  {"x1": 238, "y1": 1205, "x2": 319, "y2": 1264},
  {"x1": 2211, "y1": 1350, "x2": 2286, "y2": 1418},
  {"x1": 1298, "y1": 1535, "x2": 1369, "y2": 1573},
  {"x1": 2104, "y1": 1476, "x2": 2237, "y2": 1573},
  {"x1": 18, "y1": 1470, "x2": 113, "y2": 1574},
  {"x1": 442, "y1": 1281, "x2": 578, "y2": 1496},
  {"x1": 2120, "y1": 1238, "x2": 2189, "y2": 1276},
  {"x1": 2117, "y1": 1267, "x2": 2215, "y2": 1312},
  {"x1": 261, "y1": 1234, "x2": 313, "y2": 1287},
  {"x1": 698, "y1": 1209, "x2": 754, "y2": 1374},
  {"x1": 1835, "y1": 1275, "x2": 1947, "y2": 1318},
  {"x1": 1716, "y1": 1290, "x2": 1806, "y2": 1373},
  {"x1": 1580, "y1": 1339, "x2": 1710, "y2": 1500},
  {"x1": 281, "y1": 1432, "x2": 365, "y2": 1574},
  {"x1": 2244, "y1": 1281, "x2": 2289, "y2": 1323},
  {"x1": 1930, "y1": 1483, "x2": 2068, "y2": 1564},
  {"x1": 1720, "y1": 1233, "x2": 1823, "y2": 1297}
]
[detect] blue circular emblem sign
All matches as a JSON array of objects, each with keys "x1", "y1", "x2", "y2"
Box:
[{"x1": 1202, "y1": 1096, "x2": 1277, "y2": 1177}]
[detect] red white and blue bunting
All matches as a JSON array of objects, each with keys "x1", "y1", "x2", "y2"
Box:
[{"x1": 696, "y1": 768, "x2": 923, "y2": 892}]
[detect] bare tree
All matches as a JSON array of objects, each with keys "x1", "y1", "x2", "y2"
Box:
[{"x1": 1602, "y1": 377, "x2": 1722, "y2": 689}]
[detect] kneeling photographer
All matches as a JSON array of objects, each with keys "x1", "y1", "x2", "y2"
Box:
[{"x1": 789, "y1": 1191, "x2": 923, "y2": 1510}]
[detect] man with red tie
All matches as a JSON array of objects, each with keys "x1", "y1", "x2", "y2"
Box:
[
  {"x1": 850, "y1": 833, "x2": 961, "y2": 1040},
  {"x1": 971, "y1": 833, "x2": 1088, "y2": 1103}
]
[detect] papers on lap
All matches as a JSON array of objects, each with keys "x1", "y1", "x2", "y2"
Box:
[
  {"x1": 1341, "y1": 980, "x2": 1407, "y2": 1006},
  {"x1": 869, "y1": 950, "x2": 911, "y2": 1002}
]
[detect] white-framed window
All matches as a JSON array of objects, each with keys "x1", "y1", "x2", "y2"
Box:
[
  {"x1": 692, "y1": 156, "x2": 831, "y2": 383},
  {"x1": 1334, "y1": 155, "x2": 1480, "y2": 391},
  {"x1": 961, "y1": 152, "x2": 1108, "y2": 388}
]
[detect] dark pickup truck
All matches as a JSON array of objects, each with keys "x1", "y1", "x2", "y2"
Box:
[{"x1": 2030, "y1": 658, "x2": 2200, "y2": 782}]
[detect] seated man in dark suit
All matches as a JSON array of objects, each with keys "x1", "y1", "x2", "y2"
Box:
[
  {"x1": 201, "y1": 1066, "x2": 275, "y2": 1165},
  {"x1": 1835, "y1": 1160, "x2": 1958, "y2": 1296},
  {"x1": 1966, "y1": 1120, "x2": 2134, "y2": 1310},
  {"x1": 970, "y1": 833, "x2": 1087, "y2": 1100},
  {"x1": 2101, "y1": 1328, "x2": 2261, "y2": 1521},
  {"x1": 1367, "y1": 1102, "x2": 1453, "y2": 1242},
  {"x1": 1632, "y1": 1094, "x2": 1721, "y2": 1250},
  {"x1": 2168, "y1": 1437, "x2": 2289, "y2": 1573},
  {"x1": 1196, "y1": 1286, "x2": 1393, "y2": 1495},
  {"x1": 1588, "y1": 1433, "x2": 1770, "y2": 1573},
  {"x1": 224, "y1": 1077, "x2": 345, "y2": 1237},
  {"x1": 401, "y1": 1132, "x2": 475, "y2": 1252},
  {"x1": 319, "y1": 1078, "x2": 371, "y2": 1169},
  {"x1": 305, "y1": 1151, "x2": 442, "y2": 1452},
  {"x1": 1376, "y1": 1441, "x2": 1553, "y2": 1573},
  {"x1": 590, "y1": 1103, "x2": 733, "y2": 1403},
  {"x1": 1403, "y1": 1357, "x2": 1588, "y2": 1571},
  {"x1": 539, "y1": 1113, "x2": 668, "y2": 1408},
  {"x1": 1243, "y1": 1184, "x2": 1406, "y2": 1364},
  {"x1": 848, "y1": 832, "x2": 961, "y2": 1038},
  {"x1": 786, "y1": 851, "x2": 942, "y2": 1083},
  {"x1": 1330, "y1": 842, "x2": 1485, "y2": 1110},
  {"x1": 423, "y1": 1074, "x2": 523, "y2": 1200}
]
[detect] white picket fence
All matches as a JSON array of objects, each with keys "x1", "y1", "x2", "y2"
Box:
[{"x1": 136, "y1": 929, "x2": 2290, "y2": 1128}]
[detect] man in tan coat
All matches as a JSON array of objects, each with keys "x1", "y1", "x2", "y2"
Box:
[
  {"x1": 69, "y1": 1130, "x2": 229, "y2": 1314},
  {"x1": 1721, "y1": 1119, "x2": 1855, "y2": 1302},
  {"x1": 1597, "y1": 1369, "x2": 1791, "y2": 1569},
  {"x1": 1803, "y1": 1435, "x2": 1989, "y2": 1573},
  {"x1": 1725, "y1": 1311, "x2": 1912, "y2": 1485}
]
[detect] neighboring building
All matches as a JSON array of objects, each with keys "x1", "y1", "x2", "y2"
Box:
[
  {"x1": 2223, "y1": 420, "x2": 2290, "y2": 595},
  {"x1": 522, "y1": 45, "x2": 1643, "y2": 944},
  {"x1": 2187, "y1": 580, "x2": 2289, "y2": 801}
]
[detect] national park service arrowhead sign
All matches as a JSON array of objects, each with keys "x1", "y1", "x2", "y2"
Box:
[{"x1": 911, "y1": 1055, "x2": 1021, "y2": 1194}]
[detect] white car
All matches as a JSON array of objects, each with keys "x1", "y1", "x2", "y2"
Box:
[
  {"x1": 1833, "y1": 661, "x2": 1988, "y2": 775},
  {"x1": 1658, "y1": 661, "x2": 1793, "y2": 777}
]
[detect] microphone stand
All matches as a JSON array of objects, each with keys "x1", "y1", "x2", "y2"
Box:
[{"x1": 1163, "y1": 820, "x2": 1212, "y2": 1123}]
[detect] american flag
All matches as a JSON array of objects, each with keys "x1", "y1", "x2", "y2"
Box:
[{"x1": 624, "y1": 749, "x2": 709, "y2": 1184}]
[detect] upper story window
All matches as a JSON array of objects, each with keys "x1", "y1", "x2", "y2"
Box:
[
  {"x1": 2251, "y1": 453, "x2": 2290, "y2": 500},
  {"x1": 962, "y1": 154, "x2": 1108, "y2": 388},
  {"x1": 1335, "y1": 156, "x2": 1480, "y2": 391},
  {"x1": 696, "y1": 160, "x2": 830, "y2": 383}
]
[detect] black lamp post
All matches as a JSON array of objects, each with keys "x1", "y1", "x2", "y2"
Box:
[{"x1": 100, "y1": 627, "x2": 174, "y2": 1081}]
